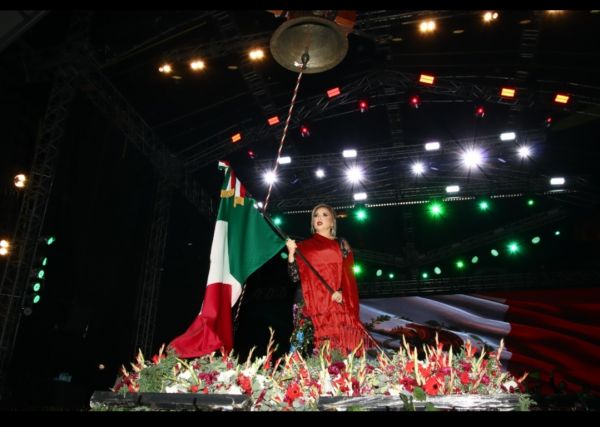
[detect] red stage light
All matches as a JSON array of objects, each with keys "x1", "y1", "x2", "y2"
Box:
[
  {"x1": 410, "y1": 96, "x2": 420, "y2": 109},
  {"x1": 300, "y1": 125, "x2": 310, "y2": 137},
  {"x1": 327, "y1": 87, "x2": 341, "y2": 98},
  {"x1": 358, "y1": 100, "x2": 369, "y2": 113},
  {"x1": 475, "y1": 106, "x2": 485, "y2": 118},
  {"x1": 267, "y1": 116, "x2": 280, "y2": 126}
]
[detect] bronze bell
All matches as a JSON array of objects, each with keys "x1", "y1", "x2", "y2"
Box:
[{"x1": 270, "y1": 14, "x2": 350, "y2": 74}]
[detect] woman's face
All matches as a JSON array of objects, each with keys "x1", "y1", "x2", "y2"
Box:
[{"x1": 313, "y1": 207, "x2": 334, "y2": 235}]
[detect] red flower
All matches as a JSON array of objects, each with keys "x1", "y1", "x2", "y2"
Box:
[
  {"x1": 481, "y1": 374, "x2": 490, "y2": 385},
  {"x1": 351, "y1": 378, "x2": 360, "y2": 396},
  {"x1": 189, "y1": 385, "x2": 199, "y2": 393},
  {"x1": 400, "y1": 376, "x2": 417, "y2": 393},
  {"x1": 459, "y1": 372, "x2": 471, "y2": 385},
  {"x1": 285, "y1": 382, "x2": 303, "y2": 404},
  {"x1": 460, "y1": 361, "x2": 472, "y2": 372},
  {"x1": 424, "y1": 377, "x2": 441, "y2": 396},
  {"x1": 237, "y1": 374, "x2": 253, "y2": 395},
  {"x1": 328, "y1": 361, "x2": 346, "y2": 376}
]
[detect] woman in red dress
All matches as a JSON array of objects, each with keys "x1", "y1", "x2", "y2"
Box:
[{"x1": 286, "y1": 203, "x2": 375, "y2": 355}]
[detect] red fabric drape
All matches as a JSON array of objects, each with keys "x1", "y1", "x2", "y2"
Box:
[{"x1": 296, "y1": 234, "x2": 374, "y2": 354}]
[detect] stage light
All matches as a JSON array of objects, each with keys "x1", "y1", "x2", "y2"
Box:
[
  {"x1": 428, "y1": 202, "x2": 444, "y2": 218},
  {"x1": 44, "y1": 236, "x2": 56, "y2": 246},
  {"x1": 231, "y1": 133, "x2": 242, "y2": 143},
  {"x1": 421, "y1": 272, "x2": 429, "y2": 279},
  {"x1": 434, "y1": 267, "x2": 442, "y2": 275},
  {"x1": 315, "y1": 169, "x2": 325, "y2": 178},
  {"x1": 273, "y1": 216, "x2": 283, "y2": 226},
  {"x1": 419, "y1": 20, "x2": 436, "y2": 33},
  {"x1": 507, "y1": 241, "x2": 520, "y2": 254},
  {"x1": 550, "y1": 177, "x2": 565, "y2": 186},
  {"x1": 471, "y1": 256, "x2": 479, "y2": 264},
  {"x1": 461, "y1": 148, "x2": 484, "y2": 169},
  {"x1": 14, "y1": 174, "x2": 27, "y2": 188},
  {"x1": 189, "y1": 60, "x2": 205, "y2": 71},
  {"x1": 327, "y1": 87, "x2": 341, "y2": 98},
  {"x1": 531, "y1": 236, "x2": 541, "y2": 244},
  {"x1": 158, "y1": 64, "x2": 173, "y2": 74},
  {"x1": 500, "y1": 87, "x2": 515, "y2": 98},
  {"x1": 478, "y1": 200, "x2": 490, "y2": 211},
  {"x1": 411, "y1": 162, "x2": 425, "y2": 176},
  {"x1": 268, "y1": 116, "x2": 280, "y2": 126},
  {"x1": 263, "y1": 171, "x2": 277, "y2": 185},
  {"x1": 346, "y1": 167, "x2": 364, "y2": 184},
  {"x1": 410, "y1": 95, "x2": 421, "y2": 109},
  {"x1": 491, "y1": 249, "x2": 499, "y2": 257},
  {"x1": 475, "y1": 106, "x2": 485, "y2": 118},
  {"x1": 483, "y1": 11, "x2": 499, "y2": 22},
  {"x1": 376, "y1": 269, "x2": 382, "y2": 277},
  {"x1": 342, "y1": 149, "x2": 357, "y2": 158},
  {"x1": 353, "y1": 264, "x2": 363, "y2": 275},
  {"x1": 247, "y1": 150, "x2": 255, "y2": 159},
  {"x1": 248, "y1": 49, "x2": 265, "y2": 61},
  {"x1": 500, "y1": 132, "x2": 516, "y2": 141},
  {"x1": 388, "y1": 273, "x2": 395, "y2": 279},
  {"x1": 358, "y1": 100, "x2": 369, "y2": 113},
  {"x1": 527, "y1": 199, "x2": 535, "y2": 206},
  {"x1": 517, "y1": 146, "x2": 531, "y2": 158},
  {"x1": 300, "y1": 125, "x2": 310, "y2": 138},
  {"x1": 0, "y1": 248, "x2": 7, "y2": 256},
  {"x1": 554, "y1": 230, "x2": 561, "y2": 236},
  {"x1": 554, "y1": 93, "x2": 570, "y2": 104},
  {"x1": 278, "y1": 156, "x2": 291, "y2": 164},
  {"x1": 545, "y1": 116, "x2": 553, "y2": 127},
  {"x1": 425, "y1": 141, "x2": 440, "y2": 151},
  {"x1": 446, "y1": 185, "x2": 460, "y2": 193},
  {"x1": 419, "y1": 74, "x2": 435, "y2": 85},
  {"x1": 353, "y1": 193, "x2": 367, "y2": 201},
  {"x1": 280, "y1": 252, "x2": 288, "y2": 259},
  {"x1": 455, "y1": 260, "x2": 465, "y2": 269}
]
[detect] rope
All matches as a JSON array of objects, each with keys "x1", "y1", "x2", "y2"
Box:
[
  {"x1": 263, "y1": 52, "x2": 309, "y2": 212},
  {"x1": 233, "y1": 283, "x2": 247, "y2": 332}
]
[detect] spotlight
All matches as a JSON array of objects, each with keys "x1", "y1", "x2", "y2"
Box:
[
  {"x1": 545, "y1": 116, "x2": 553, "y2": 128},
  {"x1": 267, "y1": 116, "x2": 280, "y2": 126},
  {"x1": 410, "y1": 95, "x2": 421, "y2": 109},
  {"x1": 358, "y1": 99, "x2": 369, "y2": 113},
  {"x1": 411, "y1": 162, "x2": 425, "y2": 176},
  {"x1": 554, "y1": 93, "x2": 570, "y2": 104},
  {"x1": 346, "y1": 167, "x2": 363, "y2": 184},
  {"x1": 247, "y1": 150, "x2": 255, "y2": 159},
  {"x1": 475, "y1": 106, "x2": 485, "y2": 118},
  {"x1": 14, "y1": 174, "x2": 27, "y2": 188},
  {"x1": 263, "y1": 171, "x2": 277, "y2": 185},
  {"x1": 517, "y1": 145, "x2": 531, "y2": 158},
  {"x1": 315, "y1": 169, "x2": 325, "y2": 178},
  {"x1": 189, "y1": 60, "x2": 205, "y2": 71},
  {"x1": 327, "y1": 87, "x2": 341, "y2": 98},
  {"x1": 300, "y1": 125, "x2": 310, "y2": 138},
  {"x1": 500, "y1": 87, "x2": 516, "y2": 98},
  {"x1": 231, "y1": 133, "x2": 242, "y2": 143},
  {"x1": 419, "y1": 74, "x2": 435, "y2": 85}
]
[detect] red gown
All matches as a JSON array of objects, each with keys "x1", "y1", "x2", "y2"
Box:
[{"x1": 295, "y1": 233, "x2": 374, "y2": 355}]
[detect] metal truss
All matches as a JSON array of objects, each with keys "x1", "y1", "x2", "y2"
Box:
[
  {"x1": 131, "y1": 177, "x2": 171, "y2": 357},
  {"x1": 0, "y1": 66, "x2": 78, "y2": 386},
  {"x1": 357, "y1": 269, "x2": 600, "y2": 298},
  {"x1": 182, "y1": 66, "x2": 600, "y2": 171},
  {"x1": 77, "y1": 53, "x2": 214, "y2": 219}
]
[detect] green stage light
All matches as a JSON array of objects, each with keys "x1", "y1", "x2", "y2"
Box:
[
  {"x1": 422, "y1": 272, "x2": 429, "y2": 279},
  {"x1": 388, "y1": 273, "x2": 395, "y2": 279},
  {"x1": 531, "y1": 236, "x2": 541, "y2": 244},
  {"x1": 46, "y1": 236, "x2": 56, "y2": 245},
  {"x1": 354, "y1": 208, "x2": 368, "y2": 222},
  {"x1": 376, "y1": 269, "x2": 382, "y2": 277},
  {"x1": 273, "y1": 216, "x2": 283, "y2": 226},
  {"x1": 471, "y1": 256, "x2": 479, "y2": 264},
  {"x1": 41, "y1": 257, "x2": 48, "y2": 266},
  {"x1": 491, "y1": 249, "x2": 499, "y2": 257},
  {"x1": 353, "y1": 264, "x2": 363, "y2": 275},
  {"x1": 280, "y1": 252, "x2": 288, "y2": 260},
  {"x1": 37, "y1": 270, "x2": 45, "y2": 279},
  {"x1": 33, "y1": 295, "x2": 40, "y2": 304},
  {"x1": 456, "y1": 260, "x2": 465, "y2": 269},
  {"x1": 527, "y1": 199, "x2": 535, "y2": 207},
  {"x1": 32, "y1": 283, "x2": 41, "y2": 292},
  {"x1": 428, "y1": 202, "x2": 444, "y2": 218},
  {"x1": 478, "y1": 201, "x2": 490, "y2": 211},
  {"x1": 434, "y1": 267, "x2": 442, "y2": 275},
  {"x1": 507, "y1": 241, "x2": 520, "y2": 254},
  {"x1": 554, "y1": 230, "x2": 561, "y2": 236}
]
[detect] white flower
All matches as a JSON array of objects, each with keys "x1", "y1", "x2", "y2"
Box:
[
  {"x1": 227, "y1": 385, "x2": 243, "y2": 395},
  {"x1": 165, "y1": 384, "x2": 186, "y2": 393},
  {"x1": 217, "y1": 370, "x2": 236, "y2": 383},
  {"x1": 254, "y1": 374, "x2": 268, "y2": 389},
  {"x1": 178, "y1": 370, "x2": 192, "y2": 381}
]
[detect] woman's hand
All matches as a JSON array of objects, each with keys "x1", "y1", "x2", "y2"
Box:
[
  {"x1": 286, "y1": 238, "x2": 297, "y2": 262},
  {"x1": 332, "y1": 290, "x2": 342, "y2": 304}
]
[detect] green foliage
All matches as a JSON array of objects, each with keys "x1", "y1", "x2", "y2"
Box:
[{"x1": 138, "y1": 351, "x2": 178, "y2": 392}]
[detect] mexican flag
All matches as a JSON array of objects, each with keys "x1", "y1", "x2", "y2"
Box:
[
  {"x1": 169, "y1": 161, "x2": 285, "y2": 358},
  {"x1": 360, "y1": 288, "x2": 600, "y2": 394}
]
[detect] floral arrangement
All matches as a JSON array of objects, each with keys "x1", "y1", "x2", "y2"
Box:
[{"x1": 112, "y1": 328, "x2": 529, "y2": 411}]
